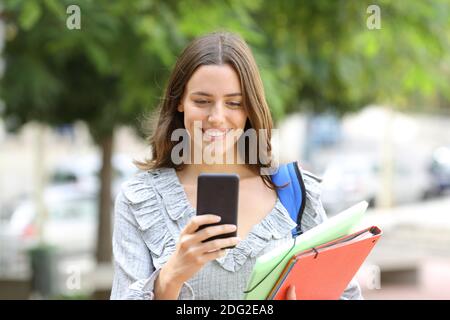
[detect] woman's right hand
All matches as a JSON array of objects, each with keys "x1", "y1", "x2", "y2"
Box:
[{"x1": 155, "y1": 214, "x2": 240, "y2": 299}]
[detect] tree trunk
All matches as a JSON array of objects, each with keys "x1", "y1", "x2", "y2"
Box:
[{"x1": 96, "y1": 132, "x2": 114, "y2": 263}]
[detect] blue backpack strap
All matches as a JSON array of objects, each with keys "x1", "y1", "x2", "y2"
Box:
[{"x1": 271, "y1": 161, "x2": 306, "y2": 237}]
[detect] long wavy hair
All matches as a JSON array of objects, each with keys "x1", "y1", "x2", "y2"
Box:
[{"x1": 135, "y1": 31, "x2": 278, "y2": 189}]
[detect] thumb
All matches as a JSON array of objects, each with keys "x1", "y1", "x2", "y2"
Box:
[{"x1": 286, "y1": 285, "x2": 297, "y2": 300}]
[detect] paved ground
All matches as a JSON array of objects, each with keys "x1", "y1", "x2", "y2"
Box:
[
  {"x1": 355, "y1": 197, "x2": 450, "y2": 300},
  {"x1": 360, "y1": 257, "x2": 450, "y2": 300}
]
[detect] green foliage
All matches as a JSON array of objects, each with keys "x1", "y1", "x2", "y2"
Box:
[
  {"x1": 1, "y1": 0, "x2": 449, "y2": 131},
  {"x1": 254, "y1": 0, "x2": 449, "y2": 116}
]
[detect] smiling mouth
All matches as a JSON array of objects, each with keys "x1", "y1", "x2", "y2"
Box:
[{"x1": 202, "y1": 128, "x2": 231, "y2": 141}]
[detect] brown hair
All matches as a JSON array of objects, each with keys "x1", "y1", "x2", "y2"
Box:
[{"x1": 135, "y1": 31, "x2": 278, "y2": 189}]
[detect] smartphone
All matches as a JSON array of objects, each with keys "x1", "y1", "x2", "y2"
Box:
[{"x1": 196, "y1": 173, "x2": 239, "y2": 248}]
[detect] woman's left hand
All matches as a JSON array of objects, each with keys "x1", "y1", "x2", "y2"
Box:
[{"x1": 286, "y1": 285, "x2": 297, "y2": 300}]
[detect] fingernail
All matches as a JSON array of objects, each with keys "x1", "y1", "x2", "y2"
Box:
[{"x1": 215, "y1": 216, "x2": 222, "y2": 222}]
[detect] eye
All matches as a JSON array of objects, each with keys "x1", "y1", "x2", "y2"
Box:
[
  {"x1": 227, "y1": 101, "x2": 242, "y2": 108},
  {"x1": 194, "y1": 99, "x2": 211, "y2": 105}
]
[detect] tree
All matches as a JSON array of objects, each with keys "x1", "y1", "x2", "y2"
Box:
[
  {"x1": 253, "y1": 0, "x2": 450, "y2": 117},
  {"x1": 253, "y1": 0, "x2": 450, "y2": 207},
  {"x1": 0, "y1": 0, "x2": 176, "y2": 263},
  {"x1": 0, "y1": 0, "x2": 262, "y2": 264}
]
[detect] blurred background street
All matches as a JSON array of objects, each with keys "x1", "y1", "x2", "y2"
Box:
[{"x1": 1, "y1": 0, "x2": 449, "y2": 300}]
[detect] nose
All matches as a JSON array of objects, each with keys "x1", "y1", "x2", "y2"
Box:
[{"x1": 207, "y1": 102, "x2": 225, "y2": 124}]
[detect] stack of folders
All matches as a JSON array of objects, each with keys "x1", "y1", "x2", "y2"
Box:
[
  {"x1": 243, "y1": 201, "x2": 382, "y2": 300},
  {"x1": 267, "y1": 226, "x2": 381, "y2": 300}
]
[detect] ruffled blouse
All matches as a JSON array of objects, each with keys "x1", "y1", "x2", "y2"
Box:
[{"x1": 110, "y1": 167, "x2": 363, "y2": 300}]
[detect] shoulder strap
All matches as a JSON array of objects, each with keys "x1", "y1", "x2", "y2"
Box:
[{"x1": 271, "y1": 161, "x2": 306, "y2": 237}]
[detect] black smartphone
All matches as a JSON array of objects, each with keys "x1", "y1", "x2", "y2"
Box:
[{"x1": 196, "y1": 173, "x2": 239, "y2": 248}]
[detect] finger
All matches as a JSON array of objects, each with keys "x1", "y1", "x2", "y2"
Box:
[
  {"x1": 202, "y1": 248, "x2": 227, "y2": 262},
  {"x1": 198, "y1": 236, "x2": 241, "y2": 253},
  {"x1": 179, "y1": 226, "x2": 237, "y2": 251},
  {"x1": 183, "y1": 214, "x2": 221, "y2": 235},
  {"x1": 194, "y1": 224, "x2": 237, "y2": 242},
  {"x1": 286, "y1": 285, "x2": 296, "y2": 300}
]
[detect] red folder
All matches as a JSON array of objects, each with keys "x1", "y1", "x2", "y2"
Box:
[{"x1": 268, "y1": 226, "x2": 382, "y2": 300}]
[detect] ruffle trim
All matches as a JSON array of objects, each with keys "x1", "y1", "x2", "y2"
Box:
[
  {"x1": 121, "y1": 170, "x2": 178, "y2": 258},
  {"x1": 151, "y1": 168, "x2": 196, "y2": 220}
]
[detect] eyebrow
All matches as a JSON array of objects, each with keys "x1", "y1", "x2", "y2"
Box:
[{"x1": 190, "y1": 91, "x2": 242, "y2": 97}]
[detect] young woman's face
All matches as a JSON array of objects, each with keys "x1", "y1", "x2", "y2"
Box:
[{"x1": 178, "y1": 64, "x2": 248, "y2": 163}]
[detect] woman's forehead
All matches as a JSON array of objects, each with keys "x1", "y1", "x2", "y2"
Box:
[{"x1": 186, "y1": 64, "x2": 242, "y2": 96}]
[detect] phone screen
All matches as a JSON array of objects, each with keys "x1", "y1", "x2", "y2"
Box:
[{"x1": 196, "y1": 173, "x2": 239, "y2": 247}]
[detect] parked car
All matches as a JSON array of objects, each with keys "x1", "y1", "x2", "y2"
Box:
[
  {"x1": 428, "y1": 146, "x2": 450, "y2": 196},
  {"x1": 50, "y1": 153, "x2": 138, "y2": 196},
  {"x1": 320, "y1": 154, "x2": 433, "y2": 215},
  {"x1": 320, "y1": 155, "x2": 378, "y2": 215},
  {"x1": 0, "y1": 153, "x2": 137, "y2": 278},
  {"x1": 0, "y1": 185, "x2": 99, "y2": 277},
  {"x1": 11, "y1": 186, "x2": 98, "y2": 249}
]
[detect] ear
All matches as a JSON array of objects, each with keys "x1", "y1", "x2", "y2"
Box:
[{"x1": 177, "y1": 104, "x2": 184, "y2": 113}]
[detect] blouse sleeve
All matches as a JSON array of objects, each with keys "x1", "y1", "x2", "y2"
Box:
[
  {"x1": 110, "y1": 189, "x2": 194, "y2": 300},
  {"x1": 300, "y1": 168, "x2": 364, "y2": 300}
]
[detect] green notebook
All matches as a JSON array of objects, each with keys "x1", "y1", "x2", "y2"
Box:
[{"x1": 243, "y1": 201, "x2": 368, "y2": 300}]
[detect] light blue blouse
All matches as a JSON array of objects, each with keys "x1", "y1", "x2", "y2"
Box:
[{"x1": 110, "y1": 167, "x2": 363, "y2": 300}]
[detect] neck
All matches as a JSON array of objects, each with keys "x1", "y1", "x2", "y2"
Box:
[
  {"x1": 182, "y1": 163, "x2": 255, "y2": 178},
  {"x1": 181, "y1": 142, "x2": 256, "y2": 178}
]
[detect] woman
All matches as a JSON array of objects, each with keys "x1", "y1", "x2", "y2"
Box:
[{"x1": 110, "y1": 32, "x2": 362, "y2": 300}]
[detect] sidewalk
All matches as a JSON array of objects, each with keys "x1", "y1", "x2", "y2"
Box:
[
  {"x1": 355, "y1": 196, "x2": 450, "y2": 299},
  {"x1": 361, "y1": 257, "x2": 450, "y2": 300}
]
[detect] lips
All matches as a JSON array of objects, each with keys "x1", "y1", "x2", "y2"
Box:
[{"x1": 202, "y1": 128, "x2": 231, "y2": 140}]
